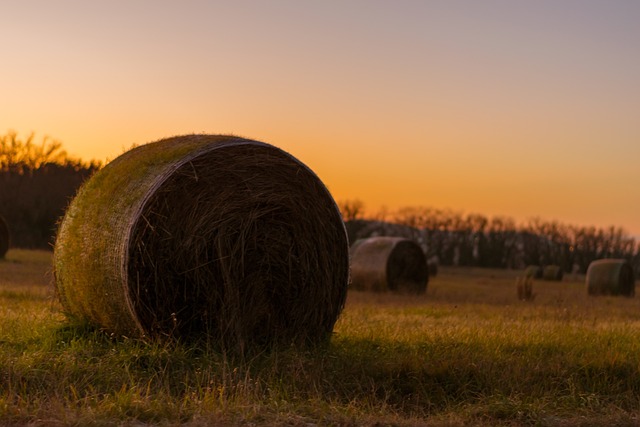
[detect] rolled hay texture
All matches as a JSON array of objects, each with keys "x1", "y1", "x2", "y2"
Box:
[
  {"x1": 0, "y1": 216, "x2": 9, "y2": 259},
  {"x1": 53, "y1": 135, "x2": 349, "y2": 349},
  {"x1": 542, "y1": 265, "x2": 563, "y2": 281},
  {"x1": 349, "y1": 236, "x2": 428, "y2": 294},
  {"x1": 586, "y1": 259, "x2": 635, "y2": 297}
]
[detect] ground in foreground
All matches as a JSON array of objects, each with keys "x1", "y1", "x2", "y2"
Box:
[{"x1": 1, "y1": 249, "x2": 640, "y2": 426}]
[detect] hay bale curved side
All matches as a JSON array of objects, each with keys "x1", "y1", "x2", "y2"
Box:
[
  {"x1": 542, "y1": 265, "x2": 563, "y2": 281},
  {"x1": 0, "y1": 216, "x2": 9, "y2": 259},
  {"x1": 54, "y1": 135, "x2": 349, "y2": 348},
  {"x1": 349, "y1": 236, "x2": 428, "y2": 294},
  {"x1": 586, "y1": 259, "x2": 635, "y2": 297}
]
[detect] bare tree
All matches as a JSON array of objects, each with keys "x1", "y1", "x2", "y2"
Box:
[{"x1": 338, "y1": 199, "x2": 366, "y2": 221}]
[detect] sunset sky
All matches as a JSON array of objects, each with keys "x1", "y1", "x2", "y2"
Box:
[{"x1": 2, "y1": 1, "x2": 639, "y2": 234}]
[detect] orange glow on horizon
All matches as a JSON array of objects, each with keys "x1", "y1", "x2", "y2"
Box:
[{"x1": 3, "y1": 2, "x2": 640, "y2": 236}]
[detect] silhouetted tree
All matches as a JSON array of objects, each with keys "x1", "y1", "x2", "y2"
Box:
[
  {"x1": 0, "y1": 131, "x2": 101, "y2": 248},
  {"x1": 338, "y1": 199, "x2": 365, "y2": 221}
]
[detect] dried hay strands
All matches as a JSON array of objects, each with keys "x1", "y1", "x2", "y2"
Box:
[
  {"x1": 586, "y1": 258, "x2": 635, "y2": 297},
  {"x1": 0, "y1": 216, "x2": 9, "y2": 259},
  {"x1": 349, "y1": 236, "x2": 428, "y2": 294},
  {"x1": 53, "y1": 135, "x2": 349, "y2": 350},
  {"x1": 542, "y1": 265, "x2": 563, "y2": 281}
]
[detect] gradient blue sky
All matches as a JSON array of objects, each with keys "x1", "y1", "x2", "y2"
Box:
[{"x1": 2, "y1": 1, "x2": 639, "y2": 233}]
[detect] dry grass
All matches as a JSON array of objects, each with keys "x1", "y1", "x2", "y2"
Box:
[
  {"x1": 0, "y1": 249, "x2": 53, "y2": 287},
  {"x1": 4, "y1": 251, "x2": 640, "y2": 425}
]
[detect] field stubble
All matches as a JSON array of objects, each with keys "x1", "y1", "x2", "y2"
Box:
[{"x1": 2, "y1": 250, "x2": 640, "y2": 426}]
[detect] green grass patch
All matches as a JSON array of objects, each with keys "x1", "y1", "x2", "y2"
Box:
[{"x1": 2, "y1": 252, "x2": 640, "y2": 425}]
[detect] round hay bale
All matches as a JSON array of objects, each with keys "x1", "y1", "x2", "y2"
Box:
[
  {"x1": 524, "y1": 265, "x2": 543, "y2": 279},
  {"x1": 53, "y1": 135, "x2": 349, "y2": 349},
  {"x1": 0, "y1": 215, "x2": 9, "y2": 259},
  {"x1": 542, "y1": 265, "x2": 563, "y2": 281},
  {"x1": 349, "y1": 236, "x2": 428, "y2": 294},
  {"x1": 586, "y1": 259, "x2": 635, "y2": 297}
]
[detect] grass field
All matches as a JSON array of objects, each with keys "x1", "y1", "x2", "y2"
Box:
[{"x1": 2, "y1": 249, "x2": 640, "y2": 426}]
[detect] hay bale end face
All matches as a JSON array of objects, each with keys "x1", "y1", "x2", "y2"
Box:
[
  {"x1": 349, "y1": 236, "x2": 428, "y2": 294},
  {"x1": 0, "y1": 216, "x2": 9, "y2": 259},
  {"x1": 586, "y1": 259, "x2": 635, "y2": 297},
  {"x1": 53, "y1": 135, "x2": 349, "y2": 349}
]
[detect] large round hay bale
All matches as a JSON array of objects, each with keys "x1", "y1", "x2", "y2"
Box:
[
  {"x1": 0, "y1": 216, "x2": 9, "y2": 259},
  {"x1": 53, "y1": 135, "x2": 349, "y2": 349},
  {"x1": 542, "y1": 265, "x2": 563, "y2": 281},
  {"x1": 349, "y1": 236, "x2": 428, "y2": 294},
  {"x1": 586, "y1": 259, "x2": 635, "y2": 297}
]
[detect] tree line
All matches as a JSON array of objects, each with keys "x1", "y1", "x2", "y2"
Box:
[
  {"x1": 341, "y1": 202, "x2": 640, "y2": 276},
  {"x1": 0, "y1": 132, "x2": 101, "y2": 248},
  {"x1": 1, "y1": 131, "x2": 638, "y2": 276}
]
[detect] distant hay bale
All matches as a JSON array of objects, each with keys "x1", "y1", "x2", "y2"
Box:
[
  {"x1": 542, "y1": 265, "x2": 563, "y2": 281},
  {"x1": 524, "y1": 265, "x2": 543, "y2": 279},
  {"x1": 53, "y1": 135, "x2": 349, "y2": 349},
  {"x1": 349, "y1": 236, "x2": 428, "y2": 294},
  {"x1": 586, "y1": 259, "x2": 635, "y2": 297},
  {"x1": 0, "y1": 216, "x2": 9, "y2": 259}
]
